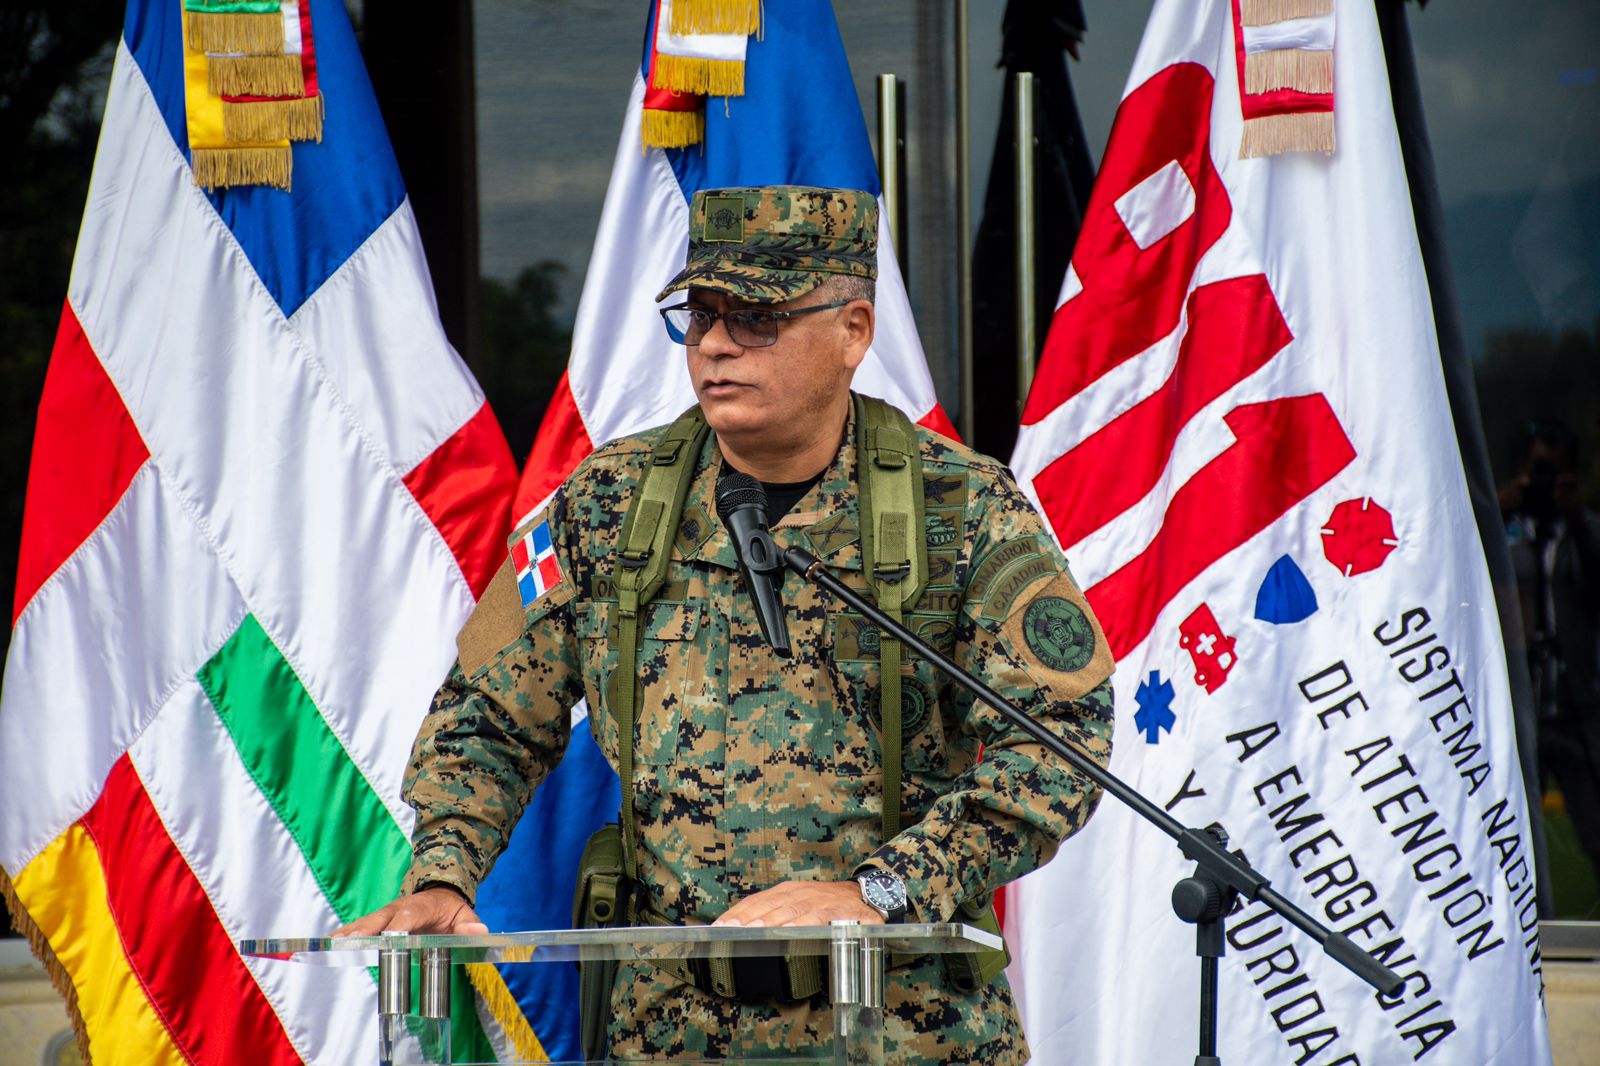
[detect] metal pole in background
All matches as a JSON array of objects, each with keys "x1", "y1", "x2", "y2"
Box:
[
  {"x1": 876, "y1": 74, "x2": 907, "y2": 277},
  {"x1": 955, "y1": 0, "x2": 974, "y2": 442},
  {"x1": 1013, "y1": 71, "x2": 1037, "y2": 406}
]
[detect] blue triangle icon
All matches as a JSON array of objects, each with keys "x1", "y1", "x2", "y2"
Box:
[{"x1": 1256, "y1": 555, "x2": 1318, "y2": 624}]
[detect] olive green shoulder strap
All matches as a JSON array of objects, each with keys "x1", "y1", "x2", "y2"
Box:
[
  {"x1": 854, "y1": 393, "x2": 928, "y2": 839},
  {"x1": 612, "y1": 406, "x2": 710, "y2": 881},
  {"x1": 855, "y1": 399, "x2": 1011, "y2": 987}
]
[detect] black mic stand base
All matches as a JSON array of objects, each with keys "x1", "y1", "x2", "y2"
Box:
[{"x1": 1172, "y1": 825, "x2": 1238, "y2": 1066}]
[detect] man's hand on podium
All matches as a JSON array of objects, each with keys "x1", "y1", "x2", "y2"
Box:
[
  {"x1": 331, "y1": 885, "x2": 489, "y2": 938},
  {"x1": 711, "y1": 880, "x2": 884, "y2": 928}
]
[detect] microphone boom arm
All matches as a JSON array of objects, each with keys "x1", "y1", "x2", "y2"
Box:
[{"x1": 782, "y1": 545, "x2": 1403, "y2": 1010}]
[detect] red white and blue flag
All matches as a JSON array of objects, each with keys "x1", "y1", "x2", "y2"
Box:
[
  {"x1": 1008, "y1": 2, "x2": 1550, "y2": 1063},
  {"x1": 508, "y1": 0, "x2": 952, "y2": 524},
  {"x1": 512, "y1": 520, "x2": 565, "y2": 609},
  {"x1": 473, "y1": 1, "x2": 953, "y2": 1059},
  {"x1": 0, "y1": 1, "x2": 515, "y2": 1062}
]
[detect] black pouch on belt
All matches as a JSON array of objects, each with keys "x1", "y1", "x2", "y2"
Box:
[{"x1": 572, "y1": 822, "x2": 632, "y2": 1061}]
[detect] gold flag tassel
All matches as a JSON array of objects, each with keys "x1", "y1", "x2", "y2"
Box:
[
  {"x1": 1240, "y1": 0, "x2": 1332, "y2": 26},
  {"x1": 183, "y1": 10, "x2": 285, "y2": 54},
  {"x1": 192, "y1": 146, "x2": 294, "y2": 190},
  {"x1": 1245, "y1": 49, "x2": 1333, "y2": 94},
  {"x1": 1, "y1": 869, "x2": 91, "y2": 1066},
  {"x1": 668, "y1": 0, "x2": 762, "y2": 37},
  {"x1": 1241, "y1": 112, "x2": 1334, "y2": 159},
  {"x1": 651, "y1": 54, "x2": 744, "y2": 97},
  {"x1": 208, "y1": 54, "x2": 305, "y2": 98},
  {"x1": 222, "y1": 94, "x2": 325, "y2": 143},
  {"x1": 641, "y1": 108, "x2": 705, "y2": 150},
  {"x1": 466, "y1": 963, "x2": 551, "y2": 1064}
]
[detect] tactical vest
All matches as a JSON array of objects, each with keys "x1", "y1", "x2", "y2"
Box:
[{"x1": 574, "y1": 395, "x2": 1006, "y2": 1052}]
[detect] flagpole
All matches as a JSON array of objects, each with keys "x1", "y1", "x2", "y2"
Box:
[
  {"x1": 876, "y1": 74, "x2": 907, "y2": 272},
  {"x1": 1013, "y1": 71, "x2": 1037, "y2": 408},
  {"x1": 955, "y1": 0, "x2": 974, "y2": 443}
]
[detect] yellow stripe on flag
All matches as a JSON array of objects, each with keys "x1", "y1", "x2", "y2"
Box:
[{"x1": 13, "y1": 826, "x2": 188, "y2": 1066}]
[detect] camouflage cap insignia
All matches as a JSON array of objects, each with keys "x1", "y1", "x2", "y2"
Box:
[{"x1": 703, "y1": 195, "x2": 746, "y2": 242}]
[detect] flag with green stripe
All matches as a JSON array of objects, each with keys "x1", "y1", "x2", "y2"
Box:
[{"x1": 0, "y1": 1, "x2": 519, "y2": 1062}]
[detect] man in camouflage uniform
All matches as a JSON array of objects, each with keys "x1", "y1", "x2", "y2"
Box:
[{"x1": 339, "y1": 186, "x2": 1116, "y2": 1063}]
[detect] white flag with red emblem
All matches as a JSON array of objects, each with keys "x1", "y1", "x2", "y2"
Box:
[{"x1": 1006, "y1": 1, "x2": 1551, "y2": 1063}]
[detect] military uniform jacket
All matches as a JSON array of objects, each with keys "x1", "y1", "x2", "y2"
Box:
[{"x1": 402, "y1": 399, "x2": 1116, "y2": 1063}]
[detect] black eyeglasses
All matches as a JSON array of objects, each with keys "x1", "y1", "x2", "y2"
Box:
[{"x1": 658, "y1": 300, "x2": 849, "y2": 348}]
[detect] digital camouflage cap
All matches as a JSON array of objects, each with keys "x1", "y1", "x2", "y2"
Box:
[{"x1": 656, "y1": 185, "x2": 878, "y2": 305}]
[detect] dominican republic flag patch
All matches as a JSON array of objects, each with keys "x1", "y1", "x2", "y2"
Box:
[{"x1": 511, "y1": 519, "x2": 564, "y2": 608}]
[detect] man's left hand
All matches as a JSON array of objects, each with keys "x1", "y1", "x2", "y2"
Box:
[{"x1": 712, "y1": 880, "x2": 883, "y2": 927}]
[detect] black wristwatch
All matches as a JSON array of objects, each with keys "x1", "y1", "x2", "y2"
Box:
[{"x1": 855, "y1": 869, "x2": 908, "y2": 922}]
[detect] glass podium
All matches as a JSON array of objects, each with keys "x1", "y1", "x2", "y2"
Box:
[{"x1": 239, "y1": 922, "x2": 1001, "y2": 1065}]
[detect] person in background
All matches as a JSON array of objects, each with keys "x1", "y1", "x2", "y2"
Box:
[{"x1": 1503, "y1": 419, "x2": 1600, "y2": 893}]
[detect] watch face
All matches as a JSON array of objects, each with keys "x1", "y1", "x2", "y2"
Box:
[{"x1": 859, "y1": 872, "x2": 906, "y2": 918}]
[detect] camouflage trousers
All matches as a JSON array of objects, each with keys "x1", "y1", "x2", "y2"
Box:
[{"x1": 605, "y1": 955, "x2": 1029, "y2": 1064}]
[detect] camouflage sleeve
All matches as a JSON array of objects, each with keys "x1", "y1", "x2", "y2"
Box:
[
  {"x1": 399, "y1": 503, "x2": 585, "y2": 905},
  {"x1": 863, "y1": 467, "x2": 1115, "y2": 922}
]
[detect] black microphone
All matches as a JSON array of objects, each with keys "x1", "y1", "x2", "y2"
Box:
[{"x1": 714, "y1": 471, "x2": 792, "y2": 658}]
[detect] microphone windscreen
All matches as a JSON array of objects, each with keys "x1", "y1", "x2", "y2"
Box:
[{"x1": 715, "y1": 470, "x2": 766, "y2": 521}]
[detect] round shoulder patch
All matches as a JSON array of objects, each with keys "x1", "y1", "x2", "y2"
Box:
[{"x1": 1022, "y1": 595, "x2": 1096, "y2": 672}]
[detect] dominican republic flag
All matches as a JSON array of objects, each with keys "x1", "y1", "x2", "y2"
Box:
[
  {"x1": 0, "y1": 1, "x2": 516, "y2": 1063},
  {"x1": 1006, "y1": 1, "x2": 1551, "y2": 1064},
  {"x1": 512, "y1": 520, "x2": 565, "y2": 610},
  {"x1": 473, "y1": 0, "x2": 955, "y2": 1059},
  {"x1": 508, "y1": 0, "x2": 953, "y2": 522}
]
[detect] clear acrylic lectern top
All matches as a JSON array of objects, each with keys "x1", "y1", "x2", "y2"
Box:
[
  {"x1": 239, "y1": 922, "x2": 1001, "y2": 1066},
  {"x1": 239, "y1": 921, "x2": 996, "y2": 964}
]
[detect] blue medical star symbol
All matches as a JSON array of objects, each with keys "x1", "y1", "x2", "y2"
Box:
[{"x1": 1134, "y1": 670, "x2": 1177, "y2": 744}]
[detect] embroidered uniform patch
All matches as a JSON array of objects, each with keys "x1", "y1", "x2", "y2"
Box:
[
  {"x1": 1023, "y1": 595, "x2": 1096, "y2": 673},
  {"x1": 511, "y1": 519, "x2": 564, "y2": 608}
]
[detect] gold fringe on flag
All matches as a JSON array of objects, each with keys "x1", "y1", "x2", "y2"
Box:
[
  {"x1": 669, "y1": 0, "x2": 762, "y2": 37},
  {"x1": 207, "y1": 53, "x2": 305, "y2": 98},
  {"x1": 1245, "y1": 48, "x2": 1333, "y2": 94},
  {"x1": 1, "y1": 868, "x2": 91, "y2": 1066},
  {"x1": 192, "y1": 145, "x2": 293, "y2": 190},
  {"x1": 466, "y1": 963, "x2": 550, "y2": 1064},
  {"x1": 642, "y1": 107, "x2": 705, "y2": 149},
  {"x1": 222, "y1": 94, "x2": 324, "y2": 143},
  {"x1": 1240, "y1": 0, "x2": 1332, "y2": 27},
  {"x1": 652, "y1": 53, "x2": 744, "y2": 97},
  {"x1": 182, "y1": 10, "x2": 285, "y2": 54},
  {"x1": 1241, "y1": 112, "x2": 1334, "y2": 158}
]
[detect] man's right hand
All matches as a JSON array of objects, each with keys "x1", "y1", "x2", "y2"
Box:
[{"x1": 332, "y1": 885, "x2": 488, "y2": 937}]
